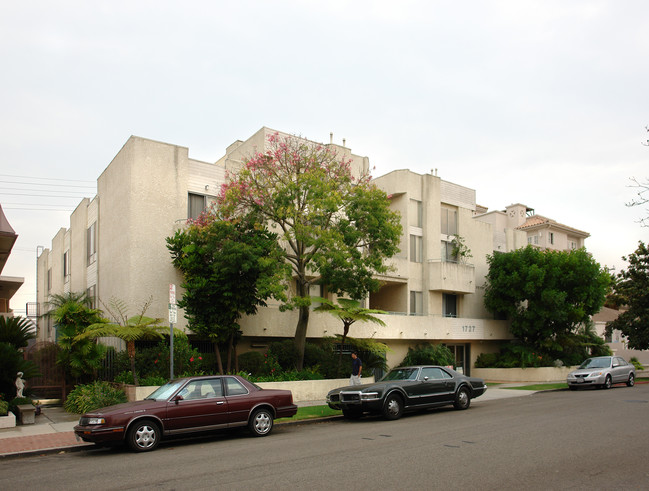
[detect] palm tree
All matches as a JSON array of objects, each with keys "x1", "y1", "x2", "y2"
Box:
[
  {"x1": 0, "y1": 316, "x2": 36, "y2": 349},
  {"x1": 45, "y1": 292, "x2": 106, "y2": 384},
  {"x1": 314, "y1": 297, "x2": 387, "y2": 366},
  {"x1": 78, "y1": 297, "x2": 185, "y2": 385}
]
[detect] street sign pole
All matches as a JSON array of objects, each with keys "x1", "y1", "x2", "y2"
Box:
[{"x1": 169, "y1": 284, "x2": 177, "y2": 380}]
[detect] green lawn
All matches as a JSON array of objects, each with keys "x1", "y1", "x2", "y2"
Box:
[{"x1": 276, "y1": 405, "x2": 341, "y2": 422}]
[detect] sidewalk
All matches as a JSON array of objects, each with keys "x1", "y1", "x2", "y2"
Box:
[{"x1": 0, "y1": 384, "x2": 544, "y2": 458}]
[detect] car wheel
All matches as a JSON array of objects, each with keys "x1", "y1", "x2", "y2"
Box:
[
  {"x1": 453, "y1": 386, "x2": 471, "y2": 410},
  {"x1": 626, "y1": 373, "x2": 635, "y2": 387},
  {"x1": 342, "y1": 408, "x2": 363, "y2": 419},
  {"x1": 603, "y1": 375, "x2": 612, "y2": 390},
  {"x1": 382, "y1": 393, "x2": 404, "y2": 420},
  {"x1": 249, "y1": 408, "x2": 274, "y2": 437},
  {"x1": 127, "y1": 419, "x2": 160, "y2": 452}
]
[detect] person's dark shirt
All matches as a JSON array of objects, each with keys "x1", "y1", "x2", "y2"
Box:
[{"x1": 352, "y1": 356, "x2": 362, "y2": 376}]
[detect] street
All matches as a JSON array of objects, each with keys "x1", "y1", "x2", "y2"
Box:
[{"x1": 1, "y1": 384, "x2": 648, "y2": 490}]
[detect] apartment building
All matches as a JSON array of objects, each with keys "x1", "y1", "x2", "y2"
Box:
[
  {"x1": 0, "y1": 205, "x2": 23, "y2": 318},
  {"x1": 35, "y1": 128, "x2": 589, "y2": 372}
]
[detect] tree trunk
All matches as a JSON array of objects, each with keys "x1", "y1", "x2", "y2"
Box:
[
  {"x1": 226, "y1": 334, "x2": 234, "y2": 373},
  {"x1": 338, "y1": 323, "x2": 351, "y2": 367},
  {"x1": 128, "y1": 341, "x2": 139, "y2": 386},
  {"x1": 214, "y1": 342, "x2": 224, "y2": 374},
  {"x1": 294, "y1": 305, "x2": 310, "y2": 370}
]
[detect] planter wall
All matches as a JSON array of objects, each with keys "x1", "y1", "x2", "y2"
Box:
[
  {"x1": 127, "y1": 377, "x2": 375, "y2": 403},
  {"x1": 0, "y1": 412, "x2": 16, "y2": 429},
  {"x1": 472, "y1": 366, "x2": 578, "y2": 383}
]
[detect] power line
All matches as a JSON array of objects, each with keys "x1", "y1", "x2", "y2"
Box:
[
  {"x1": 0, "y1": 191, "x2": 91, "y2": 198},
  {"x1": 0, "y1": 173, "x2": 96, "y2": 184},
  {"x1": 0, "y1": 180, "x2": 96, "y2": 189}
]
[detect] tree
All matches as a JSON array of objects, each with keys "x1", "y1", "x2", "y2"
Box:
[
  {"x1": 78, "y1": 298, "x2": 181, "y2": 386},
  {"x1": 606, "y1": 241, "x2": 649, "y2": 349},
  {"x1": 484, "y1": 246, "x2": 610, "y2": 355},
  {"x1": 46, "y1": 292, "x2": 106, "y2": 384},
  {"x1": 0, "y1": 316, "x2": 36, "y2": 348},
  {"x1": 218, "y1": 132, "x2": 402, "y2": 369},
  {"x1": 167, "y1": 213, "x2": 290, "y2": 374},
  {"x1": 314, "y1": 297, "x2": 386, "y2": 365},
  {"x1": 0, "y1": 316, "x2": 39, "y2": 400},
  {"x1": 626, "y1": 177, "x2": 648, "y2": 227}
]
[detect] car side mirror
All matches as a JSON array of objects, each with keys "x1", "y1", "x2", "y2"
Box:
[
  {"x1": 172, "y1": 395, "x2": 184, "y2": 404},
  {"x1": 423, "y1": 376, "x2": 429, "y2": 381}
]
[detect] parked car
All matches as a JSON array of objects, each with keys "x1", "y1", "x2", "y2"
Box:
[
  {"x1": 74, "y1": 375, "x2": 298, "y2": 452},
  {"x1": 326, "y1": 365, "x2": 487, "y2": 420},
  {"x1": 567, "y1": 356, "x2": 636, "y2": 390}
]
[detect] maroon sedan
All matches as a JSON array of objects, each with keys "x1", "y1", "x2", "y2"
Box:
[{"x1": 74, "y1": 375, "x2": 297, "y2": 452}]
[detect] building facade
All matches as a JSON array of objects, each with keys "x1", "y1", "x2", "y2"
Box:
[
  {"x1": 0, "y1": 205, "x2": 23, "y2": 318},
  {"x1": 35, "y1": 128, "x2": 590, "y2": 372}
]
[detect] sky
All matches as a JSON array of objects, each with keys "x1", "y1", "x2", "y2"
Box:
[{"x1": 1, "y1": 1, "x2": 648, "y2": 317}]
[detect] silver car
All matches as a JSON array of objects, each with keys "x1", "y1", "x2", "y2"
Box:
[{"x1": 567, "y1": 356, "x2": 635, "y2": 390}]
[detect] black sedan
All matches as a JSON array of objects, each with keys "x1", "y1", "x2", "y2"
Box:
[{"x1": 326, "y1": 365, "x2": 487, "y2": 420}]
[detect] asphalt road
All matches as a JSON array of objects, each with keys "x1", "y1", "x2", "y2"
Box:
[{"x1": 1, "y1": 385, "x2": 648, "y2": 490}]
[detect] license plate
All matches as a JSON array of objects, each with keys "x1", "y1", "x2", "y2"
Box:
[{"x1": 577, "y1": 379, "x2": 584, "y2": 383}]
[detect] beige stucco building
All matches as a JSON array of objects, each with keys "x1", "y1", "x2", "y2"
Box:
[
  {"x1": 0, "y1": 205, "x2": 24, "y2": 318},
  {"x1": 35, "y1": 128, "x2": 590, "y2": 373}
]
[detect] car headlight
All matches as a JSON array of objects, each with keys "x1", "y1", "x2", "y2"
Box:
[
  {"x1": 87, "y1": 418, "x2": 106, "y2": 425},
  {"x1": 360, "y1": 392, "x2": 380, "y2": 400},
  {"x1": 588, "y1": 372, "x2": 603, "y2": 377}
]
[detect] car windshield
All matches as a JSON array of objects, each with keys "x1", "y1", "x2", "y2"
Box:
[
  {"x1": 145, "y1": 380, "x2": 186, "y2": 401},
  {"x1": 382, "y1": 368, "x2": 419, "y2": 381},
  {"x1": 579, "y1": 358, "x2": 611, "y2": 369}
]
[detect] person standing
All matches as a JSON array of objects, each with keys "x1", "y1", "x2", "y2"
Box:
[{"x1": 350, "y1": 351, "x2": 362, "y2": 385}]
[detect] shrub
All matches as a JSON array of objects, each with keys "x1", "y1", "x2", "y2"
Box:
[
  {"x1": 64, "y1": 381, "x2": 127, "y2": 414},
  {"x1": 238, "y1": 351, "x2": 266, "y2": 375},
  {"x1": 629, "y1": 357, "x2": 645, "y2": 371},
  {"x1": 0, "y1": 399, "x2": 8, "y2": 416},
  {"x1": 140, "y1": 375, "x2": 167, "y2": 386},
  {"x1": 268, "y1": 340, "x2": 300, "y2": 371},
  {"x1": 475, "y1": 352, "x2": 500, "y2": 368},
  {"x1": 400, "y1": 344, "x2": 455, "y2": 368}
]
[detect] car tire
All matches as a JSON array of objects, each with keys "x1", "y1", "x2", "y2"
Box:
[
  {"x1": 342, "y1": 408, "x2": 363, "y2": 419},
  {"x1": 603, "y1": 375, "x2": 612, "y2": 390},
  {"x1": 249, "y1": 408, "x2": 274, "y2": 437},
  {"x1": 127, "y1": 419, "x2": 160, "y2": 452},
  {"x1": 453, "y1": 386, "x2": 471, "y2": 410},
  {"x1": 382, "y1": 393, "x2": 404, "y2": 420},
  {"x1": 626, "y1": 373, "x2": 635, "y2": 387}
]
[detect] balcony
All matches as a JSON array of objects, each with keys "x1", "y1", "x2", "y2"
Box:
[{"x1": 427, "y1": 260, "x2": 475, "y2": 294}]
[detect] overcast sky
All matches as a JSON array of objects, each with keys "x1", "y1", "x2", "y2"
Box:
[{"x1": 2, "y1": 1, "x2": 648, "y2": 317}]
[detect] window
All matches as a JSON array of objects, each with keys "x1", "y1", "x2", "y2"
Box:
[
  {"x1": 87, "y1": 222, "x2": 97, "y2": 264},
  {"x1": 441, "y1": 241, "x2": 457, "y2": 263},
  {"x1": 410, "y1": 235, "x2": 423, "y2": 263},
  {"x1": 179, "y1": 379, "x2": 223, "y2": 400},
  {"x1": 420, "y1": 367, "x2": 451, "y2": 380},
  {"x1": 47, "y1": 268, "x2": 52, "y2": 292},
  {"x1": 188, "y1": 193, "x2": 207, "y2": 220},
  {"x1": 87, "y1": 285, "x2": 96, "y2": 309},
  {"x1": 410, "y1": 291, "x2": 423, "y2": 315},
  {"x1": 549, "y1": 232, "x2": 554, "y2": 245},
  {"x1": 527, "y1": 235, "x2": 539, "y2": 245},
  {"x1": 225, "y1": 377, "x2": 249, "y2": 396},
  {"x1": 63, "y1": 251, "x2": 70, "y2": 281},
  {"x1": 443, "y1": 294, "x2": 457, "y2": 318},
  {"x1": 441, "y1": 207, "x2": 457, "y2": 235},
  {"x1": 410, "y1": 199, "x2": 423, "y2": 227}
]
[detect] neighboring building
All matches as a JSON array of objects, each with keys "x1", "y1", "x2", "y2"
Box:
[
  {"x1": 0, "y1": 204, "x2": 24, "y2": 318},
  {"x1": 35, "y1": 128, "x2": 590, "y2": 373},
  {"x1": 592, "y1": 307, "x2": 649, "y2": 366},
  {"x1": 474, "y1": 203, "x2": 589, "y2": 253}
]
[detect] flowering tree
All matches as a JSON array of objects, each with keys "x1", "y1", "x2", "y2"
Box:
[{"x1": 218, "y1": 133, "x2": 402, "y2": 369}]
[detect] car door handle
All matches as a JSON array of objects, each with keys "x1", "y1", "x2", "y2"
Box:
[{"x1": 216, "y1": 401, "x2": 225, "y2": 405}]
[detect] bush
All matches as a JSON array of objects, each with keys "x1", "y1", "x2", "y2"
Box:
[
  {"x1": 400, "y1": 344, "x2": 455, "y2": 368},
  {"x1": 630, "y1": 357, "x2": 645, "y2": 371},
  {"x1": 64, "y1": 381, "x2": 127, "y2": 414},
  {"x1": 0, "y1": 399, "x2": 8, "y2": 416},
  {"x1": 268, "y1": 340, "x2": 300, "y2": 371},
  {"x1": 475, "y1": 352, "x2": 500, "y2": 368},
  {"x1": 140, "y1": 375, "x2": 167, "y2": 386},
  {"x1": 238, "y1": 351, "x2": 266, "y2": 375}
]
